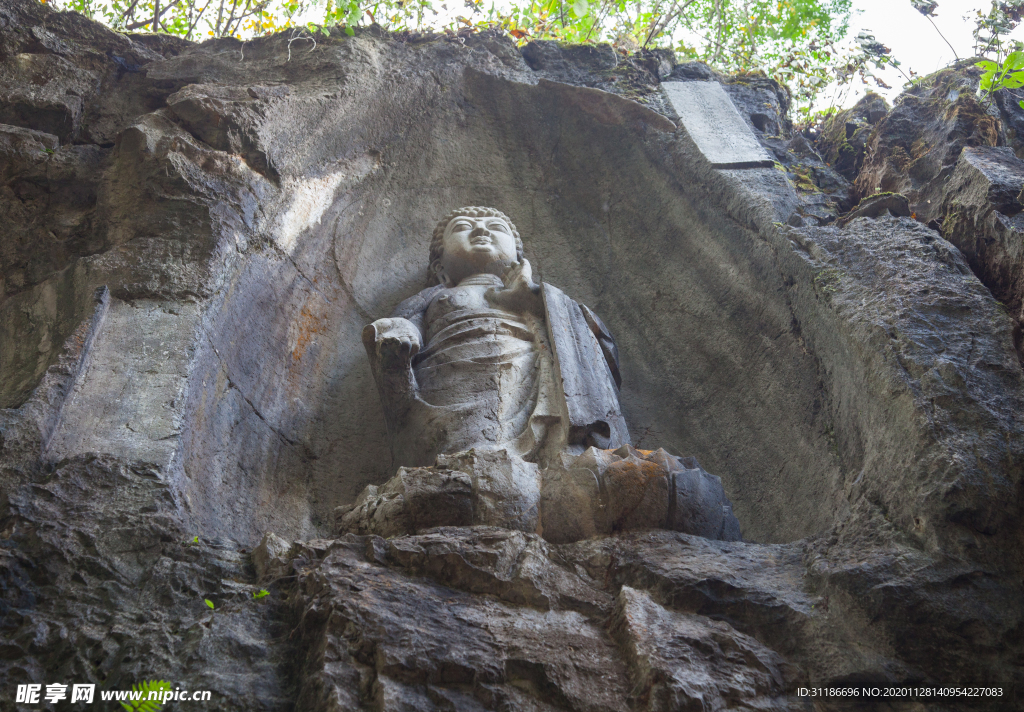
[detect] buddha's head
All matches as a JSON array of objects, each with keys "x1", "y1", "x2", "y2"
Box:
[{"x1": 430, "y1": 207, "x2": 523, "y2": 286}]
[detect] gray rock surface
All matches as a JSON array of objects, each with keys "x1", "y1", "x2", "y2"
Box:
[
  {"x1": 811, "y1": 91, "x2": 889, "y2": 183},
  {"x1": 608, "y1": 586, "x2": 800, "y2": 711},
  {"x1": 288, "y1": 530, "x2": 809, "y2": 711},
  {"x1": 837, "y1": 191, "x2": 911, "y2": 226},
  {"x1": 2, "y1": 1, "x2": 1023, "y2": 709},
  {"x1": 941, "y1": 145, "x2": 1024, "y2": 362},
  {"x1": 854, "y1": 63, "x2": 1001, "y2": 223}
]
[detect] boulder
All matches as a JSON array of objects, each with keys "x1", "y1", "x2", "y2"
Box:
[
  {"x1": 252, "y1": 531, "x2": 292, "y2": 580},
  {"x1": 609, "y1": 586, "x2": 801, "y2": 711},
  {"x1": 812, "y1": 91, "x2": 889, "y2": 182},
  {"x1": 854, "y1": 64, "x2": 1001, "y2": 223},
  {"x1": 941, "y1": 145, "x2": 1024, "y2": 361},
  {"x1": 837, "y1": 191, "x2": 911, "y2": 226}
]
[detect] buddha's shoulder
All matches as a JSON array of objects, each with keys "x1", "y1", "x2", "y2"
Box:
[{"x1": 390, "y1": 284, "x2": 446, "y2": 319}]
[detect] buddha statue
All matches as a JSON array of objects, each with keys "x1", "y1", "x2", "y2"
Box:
[
  {"x1": 342, "y1": 207, "x2": 741, "y2": 543},
  {"x1": 362, "y1": 206, "x2": 628, "y2": 468}
]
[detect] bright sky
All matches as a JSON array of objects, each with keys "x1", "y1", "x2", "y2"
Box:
[{"x1": 843, "y1": 0, "x2": 1024, "y2": 104}]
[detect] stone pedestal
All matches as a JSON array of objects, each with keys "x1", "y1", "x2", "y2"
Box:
[{"x1": 337, "y1": 445, "x2": 741, "y2": 544}]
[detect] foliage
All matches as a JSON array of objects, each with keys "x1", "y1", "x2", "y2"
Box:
[
  {"x1": 204, "y1": 598, "x2": 215, "y2": 609},
  {"x1": 972, "y1": 0, "x2": 1024, "y2": 61},
  {"x1": 119, "y1": 680, "x2": 172, "y2": 712},
  {"x1": 976, "y1": 51, "x2": 1024, "y2": 108},
  {"x1": 965, "y1": 1, "x2": 1024, "y2": 108},
  {"x1": 253, "y1": 588, "x2": 270, "y2": 599},
  {"x1": 42, "y1": 0, "x2": 856, "y2": 108},
  {"x1": 479, "y1": 0, "x2": 858, "y2": 107},
  {"x1": 796, "y1": 31, "x2": 910, "y2": 124}
]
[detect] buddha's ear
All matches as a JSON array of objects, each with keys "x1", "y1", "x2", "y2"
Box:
[{"x1": 431, "y1": 259, "x2": 452, "y2": 287}]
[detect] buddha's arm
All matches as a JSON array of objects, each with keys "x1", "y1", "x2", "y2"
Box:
[
  {"x1": 363, "y1": 317, "x2": 422, "y2": 370},
  {"x1": 361, "y1": 287, "x2": 438, "y2": 416}
]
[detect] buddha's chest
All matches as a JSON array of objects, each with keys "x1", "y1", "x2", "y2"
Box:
[{"x1": 425, "y1": 285, "x2": 495, "y2": 322}]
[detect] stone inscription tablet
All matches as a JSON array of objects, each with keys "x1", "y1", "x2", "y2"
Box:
[{"x1": 662, "y1": 81, "x2": 775, "y2": 169}]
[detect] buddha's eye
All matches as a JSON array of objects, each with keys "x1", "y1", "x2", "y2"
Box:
[
  {"x1": 487, "y1": 221, "x2": 509, "y2": 233},
  {"x1": 450, "y1": 220, "x2": 473, "y2": 231}
]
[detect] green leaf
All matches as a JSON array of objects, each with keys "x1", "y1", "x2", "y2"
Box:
[
  {"x1": 205, "y1": 598, "x2": 215, "y2": 609},
  {"x1": 253, "y1": 589, "x2": 270, "y2": 599},
  {"x1": 571, "y1": 0, "x2": 587, "y2": 17},
  {"x1": 193, "y1": 535, "x2": 198, "y2": 543},
  {"x1": 344, "y1": 25, "x2": 355, "y2": 36},
  {"x1": 1005, "y1": 51, "x2": 1024, "y2": 70},
  {"x1": 1002, "y1": 76, "x2": 1024, "y2": 88},
  {"x1": 976, "y1": 60, "x2": 999, "y2": 70},
  {"x1": 1018, "y1": 99, "x2": 1024, "y2": 110}
]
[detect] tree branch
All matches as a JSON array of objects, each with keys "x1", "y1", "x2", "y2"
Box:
[{"x1": 123, "y1": 0, "x2": 183, "y2": 31}]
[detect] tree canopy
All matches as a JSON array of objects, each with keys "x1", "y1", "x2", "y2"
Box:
[{"x1": 46, "y1": 0, "x2": 864, "y2": 109}]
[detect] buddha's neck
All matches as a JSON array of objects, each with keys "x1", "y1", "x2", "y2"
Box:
[{"x1": 455, "y1": 274, "x2": 504, "y2": 288}]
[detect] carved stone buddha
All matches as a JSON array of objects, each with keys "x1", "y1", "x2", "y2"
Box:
[
  {"x1": 361, "y1": 206, "x2": 627, "y2": 468},
  {"x1": 340, "y1": 207, "x2": 741, "y2": 543}
]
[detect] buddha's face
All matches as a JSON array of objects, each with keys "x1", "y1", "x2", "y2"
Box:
[{"x1": 433, "y1": 214, "x2": 518, "y2": 286}]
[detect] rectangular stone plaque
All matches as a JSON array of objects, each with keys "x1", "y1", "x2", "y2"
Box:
[{"x1": 662, "y1": 81, "x2": 775, "y2": 169}]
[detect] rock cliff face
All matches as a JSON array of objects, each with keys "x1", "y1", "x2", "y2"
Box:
[{"x1": 1, "y1": 0, "x2": 1023, "y2": 709}]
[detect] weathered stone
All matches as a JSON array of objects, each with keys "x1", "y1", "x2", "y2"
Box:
[
  {"x1": 521, "y1": 40, "x2": 674, "y2": 115},
  {"x1": 777, "y1": 216, "x2": 1023, "y2": 548},
  {"x1": 383, "y1": 527, "x2": 613, "y2": 616},
  {"x1": 290, "y1": 536, "x2": 633, "y2": 712},
  {"x1": 769, "y1": 132, "x2": 855, "y2": 219},
  {"x1": 337, "y1": 449, "x2": 544, "y2": 537},
  {"x1": 0, "y1": 456, "x2": 293, "y2": 711},
  {"x1": 280, "y1": 527, "x2": 1024, "y2": 709},
  {"x1": 854, "y1": 64, "x2": 1000, "y2": 222},
  {"x1": 548, "y1": 446, "x2": 742, "y2": 542},
  {"x1": 609, "y1": 586, "x2": 801, "y2": 711},
  {"x1": 721, "y1": 73, "x2": 792, "y2": 138},
  {"x1": 837, "y1": 191, "x2": 911, "y2": 226},
  {"x1": 992, "y1": 82, "x2": 1024, "y2": 158},
  {"x1": 812, "y1": 91, "x2": 890, "y2": 182},
  {"x1": 336, "y1": 463, "x2": 475, "y2": 538},
  {"x1": 340, "y1": 446, "x2": 741, "y2": 544},
  {"x1": 252, "y1": 531, "x2": 292, "y2": 580},
  {"x1": 941, "y1": 145, "x2": 1024, "y2": 361}
]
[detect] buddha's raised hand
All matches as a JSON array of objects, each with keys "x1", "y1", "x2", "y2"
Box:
[{"x1": 485, "y1": 259, "x2": 543, "y2": 316}]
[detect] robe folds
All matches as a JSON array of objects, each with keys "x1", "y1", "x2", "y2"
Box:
[{"x1": 367, "y1": 282, "x2": 629, "y2": 467}]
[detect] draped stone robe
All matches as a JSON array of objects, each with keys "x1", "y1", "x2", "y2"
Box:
[{"x1": 364, "y1": 275, "x2": 629, "y2": 468}]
